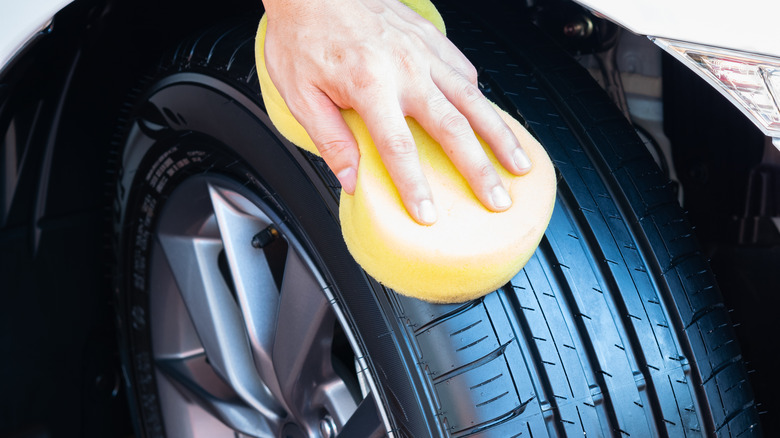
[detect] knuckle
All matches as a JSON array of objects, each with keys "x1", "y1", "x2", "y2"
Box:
[
  {"x1": 457, "y1": 81, "x2": 483, "y2": 105},
  {"x1": 382, "y1": 134, "x2": 417, "y2": 157},
  {"x1": 438, "y1": 112, "x2": 472, "y2": 138},
  {"x1": 456, "y1": 62, "x2": 478, "y2": 85},
  {"x1": 318, "y1": 138, "x2": 353, "y2": 156},
  {"x1": 475, "y1": 160, "x2": 497, "y2": 179},
  {"x1": 416, "y1": 18, "x2": 439, "y2": 35},
  {"x1": 283, "y1": 93, "x2": 307, "y2": 117},
  {"x1": 285, "y1": 86, "x2": 322, "y2": 117},
  {"x1": 347, "y1": 68, "x2": 379, "y2": 92},
  {"x1": 393, "y1": 49, "x2": 417, "y2": 76},
  {"x1": 489, "y1": 122, "x2": 516, "y2": 145}
]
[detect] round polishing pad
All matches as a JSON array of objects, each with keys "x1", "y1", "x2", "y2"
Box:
[{"x1": 255, "y1": 2, "x2": 556, "y2": 303}]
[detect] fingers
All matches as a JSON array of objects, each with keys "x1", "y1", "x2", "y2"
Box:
[
  {"x1": 356, "y1": 96, "x2": 438, "y2": 225},
  {"x1": 263, "y1": 0, "x2": 531, "y2": 221},
  {"x1": 434, "y1": 40, "x2": 479, "y2": 87},
  {"x1": 286, "y1": 89, "x2": 361, "y2": 194},
  {"x1": 406, "y1": 88, "x2": 513, "y2": 212},
  {"x1": 431, "y1": 63, "x2": 532, "y2": 177}
]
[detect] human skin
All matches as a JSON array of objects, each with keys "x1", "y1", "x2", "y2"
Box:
[{"x1": 261, "y1": 0, "x2": 532, "y2": 224}]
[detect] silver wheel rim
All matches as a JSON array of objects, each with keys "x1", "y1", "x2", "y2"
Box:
[{"x1": 146, "y1": 174, "x2": 387, "y2": 437}]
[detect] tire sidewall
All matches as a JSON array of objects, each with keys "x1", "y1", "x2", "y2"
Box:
[{"x1": 112, "y1": 73, "x2": 438, "y2": 437}]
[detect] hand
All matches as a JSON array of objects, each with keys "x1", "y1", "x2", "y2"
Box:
[{"x1": 262, "y1": 0, "x2": 532, "y2": 224}]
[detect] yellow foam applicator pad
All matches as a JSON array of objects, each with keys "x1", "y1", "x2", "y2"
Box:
[{"x1": 255, "y1": 1, "x2": 556, "y2": 303}]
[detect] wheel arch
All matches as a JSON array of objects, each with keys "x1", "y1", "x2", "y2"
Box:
[{"x1": 0, "y1": 0, "x2": 264, "y2": 435}]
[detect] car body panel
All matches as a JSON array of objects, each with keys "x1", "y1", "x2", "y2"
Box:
[
  {"x1": 3, "y1": 0, "x2": 780, "y2": 72},
  {"x1": 0, "y1": 0, "x2": 74, "y2": 71},
  {"x1": 573, "y1": 0, "x2": 780, "y2": 58}
]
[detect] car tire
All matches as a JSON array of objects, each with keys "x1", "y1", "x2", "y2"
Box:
[{"x1": 111, "y1": 9, "x2": 761, "y2": 438}]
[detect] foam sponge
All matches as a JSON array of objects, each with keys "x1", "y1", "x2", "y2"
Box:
[{"x1": 255, "y1": 1, "x2": 556, "y2": 303}]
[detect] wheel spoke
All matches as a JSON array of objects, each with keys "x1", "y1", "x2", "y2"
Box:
[
  {"x1": 207, "y1": 184, "x2": 283, "y2": 397},
  {"x1": 157, "y1": 231, "x2": 284, "y2": 424},
  {"x1": 272, "y1": 248, "x2": 340, "y2": 418},
  {"x1": 336, "y1": 395, "x2": 384, "y2": 438},
  {"x1": 156, "y1": 353, "x2": 274, "y2": 437},
  {"x1": 149, "y1": 238, "x2": 204, "y2": 359},
  {"x1": 150, "y1": 175, "x2": 384, "y2": 436}
]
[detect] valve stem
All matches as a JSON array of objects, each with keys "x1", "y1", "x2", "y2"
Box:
[{"x1": 251, "y1": 225, "x2": 279, "y2": 248}]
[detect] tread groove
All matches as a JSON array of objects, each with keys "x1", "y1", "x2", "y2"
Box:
[
  {"x1": 432, "y1": 340, "x2": 511, "y2": 384},
  {"x1": 413, "y1": 300, "x2": 483, "y2": 334},
  {"x1": 505, "y1": 244, "x2": 585, "y2": 437}
]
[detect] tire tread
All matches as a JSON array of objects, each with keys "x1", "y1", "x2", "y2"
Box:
[
  {"x1": 389, "y1": 7, "x2": 760, "y2": 438},
  {"x1": 152, "y1": 12, "x2": 760, "y2": 437}
]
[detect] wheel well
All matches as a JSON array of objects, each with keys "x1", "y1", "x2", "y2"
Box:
[
  {"x1": 3, "y1": 0, "x2": 265, "y2": 223},
  {"x1": 0, "y1": 0, "x2": 263, "y2": 436}
]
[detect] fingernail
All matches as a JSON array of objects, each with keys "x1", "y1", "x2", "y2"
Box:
[
  {"x1": 491, "y1": 185, "x2": 512, "y2": 210},
  {"x1": 336, "y1": 167, "x2": 357, "y2": 194},
  {"x1": 417, "y1": 199, "x2": 437, "y2": 225},
  {"x1": 513, "y1": 148, "x2": 532, "y2": 172}
]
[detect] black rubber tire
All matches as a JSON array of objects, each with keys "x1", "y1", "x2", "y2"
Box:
[{"x1": 112, "y1": 7, "x2": 761, "y2": 438}]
